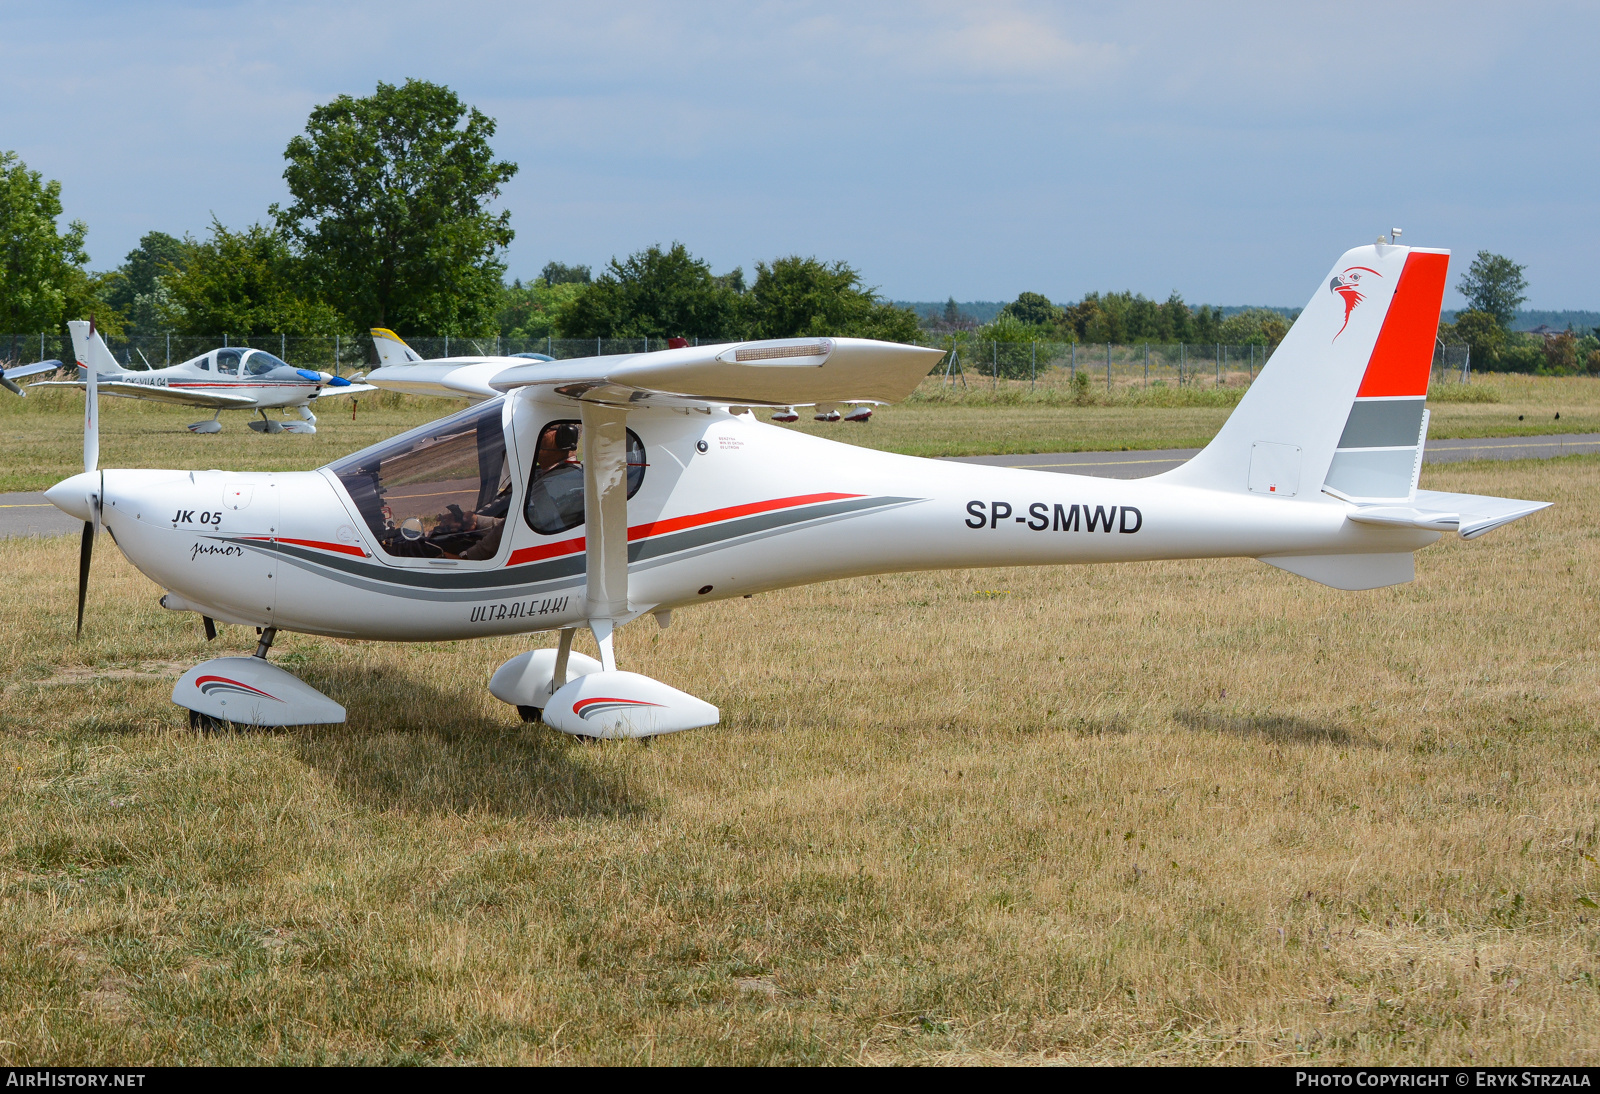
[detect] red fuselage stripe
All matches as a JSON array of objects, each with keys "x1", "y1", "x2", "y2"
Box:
[{"x1": 504, "y1": 491, "x2": 864, "y2": 568}]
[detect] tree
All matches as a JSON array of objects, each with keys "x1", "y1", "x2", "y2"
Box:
[
  {"x1": 498, "y1": 278, "x2": 586, "y2": 340},
  {"x1": 741, "y1": 256, "x2": 918, "y2": 341},
  {"x1": 1218, "y1": 308, "x2": 1290, "y2": 347},
  {"x1": 273, "y1": 79, "x2": 517, "y2": 335},
  {"x1": 1542, "y1": 330, "x2": 1578, "y2": 373},
  {"x1": 557, "y1": 243, "x2": 737, "y2": 339},
  {"x1": 1449, "y1": 309, "x2": 1505, "y2": 368},
  {"x1": 1000, "y1": 291, "x2": 1063, "y2": 329},
  {"x1": 0, "y1": 150, "x2": 88, "y2": 333},
  {"x1": 160, "y1": 219, "x2": 341, "y2": 337},
  {"x1": 104, "y1": 231, "x2": 187, "y2": 335},
  {"x1": 540, "y1": 261, "x2": 590, "y2": 286},
  {"x1": 1457, "y1": 251, "x2": 1527, "y2": 328}
]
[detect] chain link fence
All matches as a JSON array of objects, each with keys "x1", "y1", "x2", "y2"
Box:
[{"x1": 2, "y1": 331, "x2": 1473, "y2": 390}]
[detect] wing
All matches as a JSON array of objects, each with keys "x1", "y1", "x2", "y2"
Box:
[
  {"x1": 308, "y1": 382, "x2": 379, "y2": 398},
  {"x1": 367, "y1": 337, "x2": 945, "y2": 408},
  {"x1": 27, "y1": 380, "x2": 260, "y2": 409},
  {"x1": 3, "y1": 360, "x2": 63, "y2": 381}
]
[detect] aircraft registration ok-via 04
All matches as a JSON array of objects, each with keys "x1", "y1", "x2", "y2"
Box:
[
  {"x1": 44, "y1": 237, "x2": 1549, "y2": 737},
  {"x1": 21, "y1": 321, "x2": 375, "y2": 433}
]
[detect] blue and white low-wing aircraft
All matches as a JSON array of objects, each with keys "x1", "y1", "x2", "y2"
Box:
[
  {"x1": 27, "y1": 321, "x2": 375, "y2": 433},
  {"x1": 44, "y1": 239, "x2": 1550, "y2": 736}
]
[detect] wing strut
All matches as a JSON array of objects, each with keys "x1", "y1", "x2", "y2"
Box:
[{"x1": 581, "y1": 402, "x2": 630, "y2": 670}]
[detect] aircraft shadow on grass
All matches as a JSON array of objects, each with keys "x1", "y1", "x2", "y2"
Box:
[
  {"x1": 1173, "y1": 709, "x2": 1375, "y2": 748},
  {"x1": 286, "y1": 665, "x2": 653, "y2": 820}
]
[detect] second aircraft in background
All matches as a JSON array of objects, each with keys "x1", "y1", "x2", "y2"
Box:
[{"x1": 25, "y1": 321, "x2": 375, "y2": 434}]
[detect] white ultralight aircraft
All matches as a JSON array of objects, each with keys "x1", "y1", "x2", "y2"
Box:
[
  {"x1": 28, "y1": 321, "x2": 374, "y2": 433},
  {"x1": 45, "y1": 238, "x2": 1549, "y2": 736}
]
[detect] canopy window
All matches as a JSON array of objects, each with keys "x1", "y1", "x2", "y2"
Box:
[
  {"x1": 523, "y1": 419, "x2": 647, "y2": 536},
  {"x1": 329, "y1": 398, "x2": 511, "y2": 559}
]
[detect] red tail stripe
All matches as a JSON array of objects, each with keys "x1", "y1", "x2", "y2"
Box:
[
  {"x1": 505, "y1": 491, "x2": 863, "y2": 568},
  {"x1": 1356, "y1": 252, "x2": 1449, "y2": 398}
]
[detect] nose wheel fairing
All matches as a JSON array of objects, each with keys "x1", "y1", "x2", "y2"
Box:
[{"x1": 173, "y1": 655, "x2": 345, "y2": 727}]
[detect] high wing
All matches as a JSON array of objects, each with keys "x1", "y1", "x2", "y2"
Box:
[
  {"x1": 365, "y1": 334, "x2": 945, "y2": 675},
  {"x1": 368, "y1": 337, "x2": 945, "y2": 408},
  {"x1": 28, "y1": 379, "x2": 260, "y2": 409}
]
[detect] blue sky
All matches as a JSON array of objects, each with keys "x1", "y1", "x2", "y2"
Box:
[{"x1": 4, "y1": 1, "x2": 1596, "y2": 308}]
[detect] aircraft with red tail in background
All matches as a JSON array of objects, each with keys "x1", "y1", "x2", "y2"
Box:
[{"x1": 45, "y1": 235, "x2": 1548, "y2": 736}]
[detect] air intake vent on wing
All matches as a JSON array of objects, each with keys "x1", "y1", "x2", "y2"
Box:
[{"x1": 733, "y1": 339, "x2": 832, "y2": 363}]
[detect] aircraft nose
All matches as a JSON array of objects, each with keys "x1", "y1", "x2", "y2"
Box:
[{"x1": 45, "y1": 471, "x2": 98, "y2": 521}]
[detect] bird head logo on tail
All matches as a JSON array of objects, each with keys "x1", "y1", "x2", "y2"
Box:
[{"x1": 1329, "y1": 266, "x2": 1382, "y2": 341}]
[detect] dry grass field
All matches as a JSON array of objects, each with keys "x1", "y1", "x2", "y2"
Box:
[
  {"x1": 3, "y1": 373, "x2": 1597, "y2": 491},
  {"x1": 0, "y1": 449, "x2": 1596, "y2": 1064}
]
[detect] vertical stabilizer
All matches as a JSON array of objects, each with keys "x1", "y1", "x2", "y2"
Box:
[
  {"x1": 1162, "y1": 243, "x2": 1449, "y2": 502},
  {"x1": 370, "y1": 327, "x2": 424, "y2": 366},
  {"x1": 67, "y1": 320, "x2": 129, "y2": 379}
]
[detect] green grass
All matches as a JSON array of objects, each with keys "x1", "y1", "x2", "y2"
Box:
[{"x1": 0, "y1": 455, "x2": 1595, "y2": 1064}]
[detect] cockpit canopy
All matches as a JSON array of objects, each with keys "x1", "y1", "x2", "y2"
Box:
[{"x1": 190, "y1": 347, "x2": 295, "y2": 376}]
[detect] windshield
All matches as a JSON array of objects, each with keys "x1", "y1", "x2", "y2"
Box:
[
  {"x1": 328, "y1": 398, "x2": 512, "y2": 560},
  {"x1": 244, "y1": 350, "x2": 291, "y2": 376}
]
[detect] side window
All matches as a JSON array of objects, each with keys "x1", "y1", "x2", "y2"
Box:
[
  {"x1": 329, "y1": 399, "x2": 512, "y2": 560},
  {"x1": 524, "y1": 420, "x2": 646, "y2": 536},
  {"x1": 195, "y1": 355, "x2": 211, "y2": 372},
  {"x1": 216, "y1": 349, "x2": 241, "y2": 376}
]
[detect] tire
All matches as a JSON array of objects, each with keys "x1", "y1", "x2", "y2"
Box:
[
  {"x1": 516, "y1": 705, "x2": 542, "y2": 724},
  {"x1": 189, "y1": 709, "x2": 230, "y2": 733}
]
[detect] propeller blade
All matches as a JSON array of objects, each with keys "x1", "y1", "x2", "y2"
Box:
[
  {"x1": 203, "y1": 616, "x2": 217, "y2": 642},
  {"x1": 76, "y1": 519, "x2": 94, "y2": 638},
  {"x1": 0, "y1": 373, "x2": 22, "y2": 396},
  {"x1": 84, "y1": 318, "x2": 99, "y2": 473}
]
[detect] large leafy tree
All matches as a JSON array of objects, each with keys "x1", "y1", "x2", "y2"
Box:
[
  {"x1": 498, "y1": 278, "x2": 586, "y2": 340},
  {"x1": 741, "y1": 256, "x2": 920, "y2": 342},
  {"x1": 104, "y1": 231, "x2": 187, "y2": 335},
  {"x1": 999, "y1": 291, "x2": 1064, "y2": 330},
  {"x1": 1456, "y1": 250, "x2": 1527, "y2": 328},
  {"x1": 0, "y1": 150, "x2": 88, "y2": 333},
  {"x1": 160, "y1": 219, "x2": 341, "y2": 337},
  {"x1": 273, "y1": 79, "x2": 517, "y2": 335},
  {"x1": 558, "y1": 243, "x2": 738, "y2": 339}
]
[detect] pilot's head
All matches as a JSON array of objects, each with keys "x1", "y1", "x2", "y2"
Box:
[{"x1": 553, "y1": 423, "x2": 579, "y2": 451}]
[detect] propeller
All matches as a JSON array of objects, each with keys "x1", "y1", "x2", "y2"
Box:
[{"x1": 76, "y1": 320, "x2": 101, "y2": 639}]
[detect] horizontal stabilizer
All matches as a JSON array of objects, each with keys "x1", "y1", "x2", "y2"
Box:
[
  {"x1": 1343, "y1": 491, "x2": 1548, "y2": 538},
  {"x1": 1410, "y1": 489, "x2": 1551, "y2": 539}
]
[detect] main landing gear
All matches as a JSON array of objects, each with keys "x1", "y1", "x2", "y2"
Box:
[
  {"x1": 188, "y1": 411, "x2": 222, "y2": 434},
  {"x1": 488, "y1": 622, "x2": 719, "y2": 740}
]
